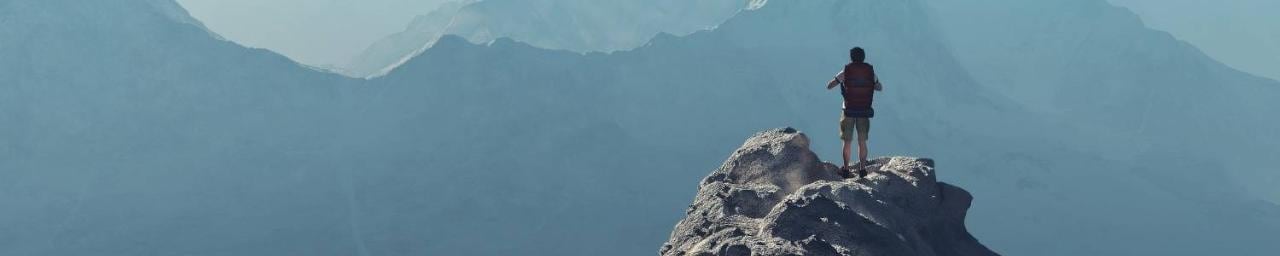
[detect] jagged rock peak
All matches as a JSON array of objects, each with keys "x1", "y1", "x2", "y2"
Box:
[{"x1": 661, "y1": 128, "x2": 997, "y2": 256}]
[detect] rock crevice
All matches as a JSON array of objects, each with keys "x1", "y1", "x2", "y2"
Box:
[{"x1": 661, "y1": 128, "x2": 997, "y2": 256}]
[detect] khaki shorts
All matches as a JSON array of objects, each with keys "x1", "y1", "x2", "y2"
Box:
[{"x1": 840, "y1": 115, "x2": 870, "y2": 142}]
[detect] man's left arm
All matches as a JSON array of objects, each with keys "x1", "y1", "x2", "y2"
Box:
[{"x1": 871, "y1": 66, "x2": 883, "y2": 91}]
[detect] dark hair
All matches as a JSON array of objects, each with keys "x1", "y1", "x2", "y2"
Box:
[{"x1": 850, "y1": 47, "x2": 866, "y2": 63}]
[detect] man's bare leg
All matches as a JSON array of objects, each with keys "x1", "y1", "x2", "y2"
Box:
[
  {"x1": 858, "y1": 139, "x2": 869, "y2": 165},
  {"x1": 842, "y1": 140, "x2": 853, "y2": 169},
  {"x1": 857, "y1": 139, "x2": 870, "y2": 177}
]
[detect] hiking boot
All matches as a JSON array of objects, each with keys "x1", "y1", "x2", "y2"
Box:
[
  {"x1": 839, "y1": 165, "x2": 854, "y2": 179},
  {"x1": 855, "y1": 161, "x2": 870, "y2": 177}
]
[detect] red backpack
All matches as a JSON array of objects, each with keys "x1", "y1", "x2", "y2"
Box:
[{"x1": 841, "y1": 62, "x2": 876, "y2": 117}]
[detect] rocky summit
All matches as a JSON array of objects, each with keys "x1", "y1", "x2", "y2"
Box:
[{"x1": 660, "y1": 128, "x2": 997, "y2": 256}]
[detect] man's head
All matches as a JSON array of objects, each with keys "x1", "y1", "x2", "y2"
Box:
[{"x1": 850, "y1": 47, "x2": 866, "y2": 63}]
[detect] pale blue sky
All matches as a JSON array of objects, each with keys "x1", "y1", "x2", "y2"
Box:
[{"x1": 177, "y1": 0, "x2": 451, "y2": 67}]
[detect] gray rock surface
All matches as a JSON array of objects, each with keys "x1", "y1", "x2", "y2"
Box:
[{"x1": 660, "y1": 128, "x2": 997, "y2": 256}]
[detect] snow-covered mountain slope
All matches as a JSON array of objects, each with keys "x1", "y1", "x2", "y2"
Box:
[
  {"x1": 341, "y1": 0, "x2": 747, "y2": 78},
  {"x1": 3, "y1": 0, "x2": 1278, "y2": 255}
]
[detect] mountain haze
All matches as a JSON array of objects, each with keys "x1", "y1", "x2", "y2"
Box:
[
  {"x1": 1107, "y1": 0, "x2": 1280, "y2": 81},
  {"x1": 925, "y1": 0, "x2": 1280, "y2": 203}
]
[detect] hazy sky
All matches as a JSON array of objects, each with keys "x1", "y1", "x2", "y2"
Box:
[
  {"x1": 177, "y1": 0, "x2": 451, "y2": 67},
  {"x1": 1107, "y1": 0, "x2": 1280, "y2": 81}
]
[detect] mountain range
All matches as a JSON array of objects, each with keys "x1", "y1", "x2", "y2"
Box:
[
  {"x1": 340, "y1": 0, "x2": 747, "y2": 77},
  {"x1": 2, "y1": 0, "x2": 1278, "y2": 255}
]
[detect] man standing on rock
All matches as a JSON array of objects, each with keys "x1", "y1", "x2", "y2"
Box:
[{"x1": 826, "y1": 47, "x2": 882, "y2": 177}]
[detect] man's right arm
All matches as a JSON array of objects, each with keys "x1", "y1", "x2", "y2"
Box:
[{"x1": 827, "y1": 70, "x2": 845, "y2": 90}]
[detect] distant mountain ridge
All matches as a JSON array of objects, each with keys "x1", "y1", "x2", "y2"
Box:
[
  {"x1": 1107, "y1": 0, "x2": 1280, "y2": 82},
  {"x1": 340, "y1": 0, "x2": 747, "y2": 78},
  {"x1": 337, "y1": 0, "x2": 475, "y2": 78}
]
